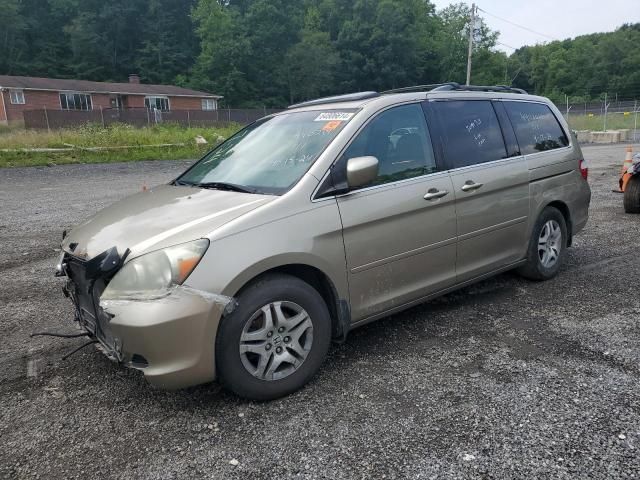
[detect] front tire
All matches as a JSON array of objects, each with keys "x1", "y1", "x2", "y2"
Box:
[
  {"x1": 517, "y1": 206, "x2": 567, "y2": 281},
  {"x1": 215, "y1": 273, "x2": 331, "y2": 400},
  {"x1": 623, "y1": 176, "x2": 640, "y2": 213}
]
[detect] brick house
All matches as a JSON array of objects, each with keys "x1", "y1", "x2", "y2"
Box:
[{"x1": 0, "y1": 74, "x2": 222, "y2": 125}]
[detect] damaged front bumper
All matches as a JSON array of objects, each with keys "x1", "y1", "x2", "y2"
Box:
[{"x1": 59, "y1": 247, "x2": 234, "y2": 389}]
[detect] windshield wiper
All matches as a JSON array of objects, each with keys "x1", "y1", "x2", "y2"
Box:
[{"x1": 194, "y1": 181, "x2": 258, "y2": 194}]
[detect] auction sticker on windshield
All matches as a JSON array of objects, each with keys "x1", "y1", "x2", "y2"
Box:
[
  {"x1": 315, "y1": 112, "x2": 354, "y2": 121},
  {"x1": 321, "y1": 120, "x2": 342, "y2": 132}
]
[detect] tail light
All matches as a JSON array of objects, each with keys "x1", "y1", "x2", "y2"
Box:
[{"x1": 579, "y1": 159, "x2": 588, "y2": 180}]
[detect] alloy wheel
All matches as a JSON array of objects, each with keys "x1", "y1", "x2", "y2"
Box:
[
  {"x1": 239, "y1": 301, "x2": 313, "y2": 381},
  {"x1": 538, "y1": 219, "x2": 562, "y2": 268}
]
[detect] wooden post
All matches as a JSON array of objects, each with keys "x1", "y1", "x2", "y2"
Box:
[
  {"x1": 44, "y1": 106, "x2": 50, "y2": 133},
  {"x1": 100, "y1": 105, "x2": 105, "y2": 127},
  {"x1": 603, "y1": 93, "x2": 609, "y2": 132},
  {"x1": 187, "y1": 110, "x2": 191, "y2": 128}
]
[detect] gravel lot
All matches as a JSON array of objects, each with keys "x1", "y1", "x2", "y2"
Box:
[{"x1": 1, "y1": 144, "x2": 639, "y2": 479}]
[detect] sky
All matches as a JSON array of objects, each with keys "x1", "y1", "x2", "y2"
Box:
[{"x1": 430, "y1": 0, "x2": 640, "y2": 53}]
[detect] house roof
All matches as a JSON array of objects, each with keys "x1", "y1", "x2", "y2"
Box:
[{"x1": 0, "y1": 75, "x2": 222, "y2": 99}]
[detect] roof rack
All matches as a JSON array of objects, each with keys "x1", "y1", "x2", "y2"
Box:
[
  {"x1": 381, "y1": 83, "x2": 459, "y2": 94},
  {"x1": 449, "y1": 84, "x2": 528, "y2": 94},
  {"x1": 288, "y1": 91, "x2": 380, "y2": 109},
  {"x1": 383, "y1": 82, "x2": 527, "y2": 95},
  {"x1": 286, "y1": 83, "x2": 527, "y2": 109}
]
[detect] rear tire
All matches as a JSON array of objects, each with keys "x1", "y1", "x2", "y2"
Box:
[
  {"x1": 623, "y1": 176, "x2": 640, "y2": 213},
  {"x1": 517, "y1": 206, "x2": 567, "y2": 281},
  {"x1": 215, "y1": 273, "x2": 331, "y2": 400}
]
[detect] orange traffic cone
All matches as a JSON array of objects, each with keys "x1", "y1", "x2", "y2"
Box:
[{"x1": 619, "y1": 146, "x2": 633, "y2": 192}]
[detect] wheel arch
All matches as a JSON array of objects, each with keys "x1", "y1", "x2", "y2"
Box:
[
  {"x1": 543, "y1": 200, "x2": 573, "y2": 246},
  {"x1": 226, "y1": 258, "x2": 351, "y2": 342}
]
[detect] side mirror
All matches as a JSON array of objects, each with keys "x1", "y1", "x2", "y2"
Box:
[{"x1": 346, "y1": 156, "x2": 378, "y2": 188}]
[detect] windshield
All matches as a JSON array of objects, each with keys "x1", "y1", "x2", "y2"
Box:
[{"x1": 177, "y1": 109, "x2": 357, "y2": 195}]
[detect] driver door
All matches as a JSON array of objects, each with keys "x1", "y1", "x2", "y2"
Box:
[{"x1": 335, "y1": 103, "x2": 457, "y2": 321}]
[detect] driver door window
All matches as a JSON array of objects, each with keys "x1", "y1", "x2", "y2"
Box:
[{"x1": 341, "y1": 103, "x2": 437, "y2": 187}]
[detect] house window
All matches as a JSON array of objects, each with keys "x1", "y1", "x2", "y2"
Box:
[
  {"x1": 110, "y1": 95, "x2": 125, "y2": 109},
  {"x1": 60, "y1": 92, "x2": 93, "y2": 111},
  {"x1": 9, "y1": 90, "x2": 25, "y2": 104},
  {"x1": 201, "y1": 99, "x2": 216, "y2": 111},
  {"x1": 145, "y1": 96, "x2": 170, "y2": 111}
]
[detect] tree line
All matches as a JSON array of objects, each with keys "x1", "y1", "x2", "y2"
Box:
[{"x1": 1, "y1": 0, "x2": 638, "y2": 107}]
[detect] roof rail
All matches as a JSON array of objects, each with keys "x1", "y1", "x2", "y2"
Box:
[
  {"x1": 450, "y1": 84, "x2": 528, "y2": 94},
  {"x1": 383, "y1": 83, "x2": 527, "y2": 95},
  {"x1": 286, "y1": 83, "x2": 527, "y2": 109},
  {"x1": 381, "y1": 83, "x2": 459, "y2": 94},
  {"x1": 288, "y1": 91, "x2": 380, "y2": 109}
]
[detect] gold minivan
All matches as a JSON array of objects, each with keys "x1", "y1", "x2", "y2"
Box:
[{"x1": 57, "y1": 84, "x2": 591, "y2": 400}]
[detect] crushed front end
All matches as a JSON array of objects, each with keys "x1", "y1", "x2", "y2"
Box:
[
  {"x1": 58, "y1": 246, "x2": 127, "y2": 362},
  {"x1": 57, "y1": 245, "x2": 234, "y2": 389}
]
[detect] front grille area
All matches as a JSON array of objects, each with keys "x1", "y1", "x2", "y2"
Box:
[{"x1": 66, "y1": 257, "x2": 121, "y2": 360}]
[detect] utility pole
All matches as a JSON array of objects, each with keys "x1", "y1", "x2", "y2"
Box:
[
  {"x1": 503, "y1": 57, "x2": 508, "y2": 84},
  {"x1": 466, "y1": 3, "x2": 476, "y2": 86}
]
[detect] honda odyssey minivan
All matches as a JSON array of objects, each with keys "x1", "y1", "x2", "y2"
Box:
[{"x1": 57, "y1": 83, "x2": 591, "y2": 400}]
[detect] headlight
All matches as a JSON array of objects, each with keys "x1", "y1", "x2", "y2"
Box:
[{"x1": 101, "y1": 239, "x2": 209, "y2": 300}]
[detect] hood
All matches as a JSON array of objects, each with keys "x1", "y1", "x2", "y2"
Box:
[{"x1": 62, "y1": 184, "x2": 273, "y2": 260}]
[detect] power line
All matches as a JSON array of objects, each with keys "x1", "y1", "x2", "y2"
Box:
[
  {"x1": 477, "y1": 6, "x2": 558, "y2": 41},
  {"x1": 496, "y1": 41, "x2": 518, "y2": 50}
]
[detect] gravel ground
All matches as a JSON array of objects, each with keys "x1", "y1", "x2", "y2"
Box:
[{"x1": 1, "y1": 145, "x2": 639, "y2": 479}]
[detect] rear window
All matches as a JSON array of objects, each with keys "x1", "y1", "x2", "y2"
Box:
[
  {"x1": 504, "y1": 101, "x2": 569, "y2": 155},
  {"x1": 431, "y1": 100, "x2": 507, "y2": 169}
]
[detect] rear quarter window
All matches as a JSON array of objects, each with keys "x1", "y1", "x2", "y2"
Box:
[
  {"x1": 431, "y1": 100, "x2": 507, "y2": 169},
  {"x1": 504, "y1": 101, "x2": 569, "y2": 155}
]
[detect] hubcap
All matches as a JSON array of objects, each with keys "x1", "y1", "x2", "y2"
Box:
[
  {"x1": 239, "y1": 301, "x2": 313, "y2": 381},
  {"x1": 538, "y1": 220, "x2": 562, "y2": 268}
]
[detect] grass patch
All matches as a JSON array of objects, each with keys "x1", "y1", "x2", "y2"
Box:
[
  {"x1": 567, "y1": 113, "x2": 639, "y2": 131},
  {"x1": 0, "y1": 123, "x2": 241, "y2": 168}
]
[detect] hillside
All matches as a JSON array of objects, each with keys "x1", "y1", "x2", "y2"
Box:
[{"x1": 1, "y1": 0, "x2": 637, "y2": 106}]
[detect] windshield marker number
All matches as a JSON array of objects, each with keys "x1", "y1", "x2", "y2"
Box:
[{"x1": 314, "y1": 112, "x2": 354, "y2": 122}]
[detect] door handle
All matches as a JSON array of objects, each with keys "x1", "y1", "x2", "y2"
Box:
[
  {"x1": 423, "y1": 189, "x2": 449, "y2": 200},
  {"x1": 461, "y1": 181, "x2": 484, "y2": 192}
]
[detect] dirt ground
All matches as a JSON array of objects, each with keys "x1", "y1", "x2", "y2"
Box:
[{"x1": 1, "y1": 144, "x2": 639, "y2": 479}]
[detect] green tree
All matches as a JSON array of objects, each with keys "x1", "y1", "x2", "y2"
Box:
[
  {"x1": 1, "y1": 0, "x2": 639, "y2": 106},
  {"x1": 328, "y1": 0, "x2": 440, "y2": 92},
  {"x1": 285, "y1": 7, "x2": 339, "y2": 103},
  {"x1": 64, "y1": 0, "x2": 147, "y2": 81},
  {"x1": 512, "y1": 23, "x2": 640, "y2": 99},
  {"x1": 0, "y1": 0, "x2": 27, "y2": 74},
  {"x1": 136, "y1": 0, "x2": 198, "y2": 84},
  {"x1": 435, "y1": 2, "x2": 499, "y2": 85},
  {"x1": 242, "y1": 0, "x2": 305, "y2": 106},
  {"x1": 19, "y1": 0, "x2": 76, "y2": 78},
  {"x1": 191, "y1": 0, "x2": 254, "y2": 106}
]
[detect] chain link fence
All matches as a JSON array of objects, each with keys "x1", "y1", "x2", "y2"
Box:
[
  {"x1": 21, "y1": 102, "x2": 640, "y2": 142},
  {"x1": 554, "y1": 98, "x2": 640, "y2": 142},
  {"x1": 22, "y1": 107, "x2": 283, "y2": 130}
]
